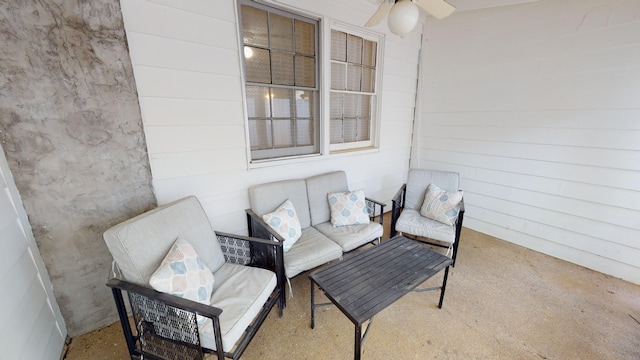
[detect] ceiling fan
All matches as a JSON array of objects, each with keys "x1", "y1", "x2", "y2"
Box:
[{"x1": 365, "y1": 0, "x2": 456, "y2": 35}]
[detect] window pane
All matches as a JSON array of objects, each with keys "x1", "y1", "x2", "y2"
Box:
[
  {"x1": 346, "y1": 64, "x2": 361, "y2": 92},
  {"x1": 246, "y1": 86, "x2": 271, "y2": 118},
  {"x1": 271, "y1": 88, "x2": 294, "y2": 118},
  {"x1": 296, "y1": 119, "x2": 313, "y2": 146},
  {"x1": 273, "y1": 119, "x2": 294, "y2": 148},
  {"x1": 343, "y1": 118, "x2": 357, "y2": 142},
  {"x1": 359, "y1": 95, "x2": 372, "y2": 117},
  {"x1": 357, "y1": 117, "x2": 371, "y2": 141},
  {"x1": 361, "y1": 67, "x2": 375, "y2": 93},
  {"x1": 347, "y1": 34, "x2": 363, "y2": 64},
  {"x1": 245, "y1": 47, "x2": 271, "y2": 83},
  {"x1": 241, "y1": 6, "x2": 268, "y2": 47},
  {"x1": 295, "y1": 90, "x2": 313, "y2": 118},
  {"x1": 295, "y1": 20, "x2": 315, "y2": 56},
  {"x1": 272, "y1": 51, "x2": 294, "y2": 85},
  {"x1": 331, "y1": 63, "x2": 346, "y2": 90},
  {"x1": 295, "y1": 55, "x2": 315, "y2": 87},
  {"x1": 330, "y1": 92, "x2": 343, "y2": 118},
  {"x1": 363, "y1": 40, "x2": 377, "y2": 67},
  {"x1": 249, "y1": 119, "x2": 272, "y2": 150},
  {"x1": 330, "y1": 119, "x2": 343, "y2": 144},
  {"x1": 343, "y1": 94, "x2": 358, "y2": 117},
  {"x1": 331, "y1": 30, "x2": 346, "y2": 61},
  {"x1": 270, "y1": 13, "x2": 293, "y2": 51}
]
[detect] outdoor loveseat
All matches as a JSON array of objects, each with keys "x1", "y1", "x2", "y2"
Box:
[
  {"x1": 104, "y1": 196, "x2": 283, "y2": 360},
  {"x1": 246, "y1": 170, "x2": 385, "y2": 306}
]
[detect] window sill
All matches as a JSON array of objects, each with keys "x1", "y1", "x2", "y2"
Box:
[{"x1": 247, "y1": 146, "x2": 379, "y2": 169}]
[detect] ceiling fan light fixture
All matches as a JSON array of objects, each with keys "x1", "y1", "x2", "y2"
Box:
[{"x1": 387, "y1": 0, "x2": 420, "y2": 36}]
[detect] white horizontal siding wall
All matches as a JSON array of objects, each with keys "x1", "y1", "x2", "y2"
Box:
[
  {"x1": 417, "y1": 0, "x2": 640, "y2": 284},
  {"x1": 119, "y1": 0, "x2": 421, "y2": 234}
]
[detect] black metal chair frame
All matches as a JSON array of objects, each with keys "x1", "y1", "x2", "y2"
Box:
[
  {"x1": 390, "y1": 184, "x2": 465, "y2": 267},
  {"x1": 107, "y1": 232, "x2": 284, "y2": 360},
  {"x1": 246, "y1": 198, "x2": 385, "y2": 308}
]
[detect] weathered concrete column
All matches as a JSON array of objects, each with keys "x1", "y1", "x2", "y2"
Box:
[{"x1": 0, "y1": 0, "x2": 155, "y2": 336}]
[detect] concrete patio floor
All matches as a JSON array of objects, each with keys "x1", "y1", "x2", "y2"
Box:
[{"x1": 64, "y1": 218, "x2": 640, "y2": 359}]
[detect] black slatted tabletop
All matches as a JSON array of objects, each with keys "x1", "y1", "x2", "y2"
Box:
[{"x1": 309, "y1": 235, "x2": 453, "y2": 326}]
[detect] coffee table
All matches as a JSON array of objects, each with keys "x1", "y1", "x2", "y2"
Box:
[{"x1": 308, "y1": 235, "x2": 453, "y2": 360}]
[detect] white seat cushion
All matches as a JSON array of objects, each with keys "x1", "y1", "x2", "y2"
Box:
[
  {"x1": 314, "y1": 221, "x2": 383, "y2": 252},
  {"x1": 395, "y1": 209, "x2": 455, "y2": 244},
  {"x1": 199, "y1": 263, "x2": 277, "y2": 352},
  {"x1": 283, "y1": 227, "x2": 343, "y2": 278}
]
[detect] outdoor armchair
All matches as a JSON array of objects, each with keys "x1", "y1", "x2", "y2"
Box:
[
  {"x1": 390, "y1": 169, "x2": 465, "y2": 266},
  {"x1": 104, "y1": 196, "x2": 283, "y2": 360}
]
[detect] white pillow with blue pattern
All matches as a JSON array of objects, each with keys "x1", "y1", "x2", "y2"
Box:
[
  {"x1": 327, "y1": 189, "x2": 370, "y2": 227},
  {"x1": 149, "y1": 236, "x2": 215, "y2": 323},
  {"x1": 420, "y1": 183, "x2": 463, "y2": 226},
  {"x1": 262, "y1": 199, "x2": 302, "y2": 252}
]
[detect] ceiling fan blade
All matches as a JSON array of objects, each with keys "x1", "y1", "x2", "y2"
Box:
[
  {"x1": 365, "y1": 0, "x2": 395, "y2": 27},
  {"x1": 414, "y1": 0, "x2": 456, "y2": 19}
]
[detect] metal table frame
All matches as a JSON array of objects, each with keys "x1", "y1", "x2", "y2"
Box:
[{"x1": 309, "y1": 235, "x2": 453, "y2": 360}]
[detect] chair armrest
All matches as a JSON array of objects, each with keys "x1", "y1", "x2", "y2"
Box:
[
  {"x1": 246, "y1": 209, "x2": 284, "y2": 242},
  {"x1": 458, "y1": 197, "x2": 465, "y2": 214},
  {"x1": 244, "y1": 210, "x2": 287, "y2": 308},
  {"x1": 215, "y1": 231, "x2": 284, "y2": 288},
  {"x1": 107, "y1": 278, "x2": 225, "y2": 358},
  {"x1": 390, "y1": 184, "x2": 406, "y2": 237},
  {"x1": 365, "y1": 197, "x2": 386, "y2": 226},
  {"x1": 107, "y1": 278, "x2": 222, "y2": 318},
  {"x1": 392, "y1": 184, "x2": 406, "y2": 208}
]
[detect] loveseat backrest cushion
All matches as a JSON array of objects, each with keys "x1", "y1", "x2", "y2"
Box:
[
  {"x1": 249, "y1": 179, "x2": 311, "y2": 229},
  {"x1": 405, "y1": 169, "x2": 460, "y2": 210},
  {"x1": 305, "y1": 171, "x2": 349, "y2": 226},
  {"x1": 103, "y1": 196, "x2": 226, "y2": 286}
]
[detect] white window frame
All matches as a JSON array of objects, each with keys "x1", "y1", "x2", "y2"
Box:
[
  {"x1": 238, "y1": 1, "x2": 384, "y2": 166},
  {"x1": 325, "y1": 22, "x2": 383, "y2": 154}
]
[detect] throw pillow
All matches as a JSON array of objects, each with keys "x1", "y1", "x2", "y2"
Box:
[
  {"x1": 420, "y1": 183, "x2": 463, "y2": 226},
  {"x1": 149, "y1": 236, "x2": 215, "y2": 324},
  {"x1": 327, "y1": 189, "x2": 370, "y2": 227},
  {"x1": 262, "y1": 199, "x2": 302, "y2": 252}
]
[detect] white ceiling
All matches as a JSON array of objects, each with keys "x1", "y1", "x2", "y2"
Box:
[
  {"x1": 364, "y1": 0, "x2": 539, "y2": 12},
  {"x1": 447, "y1": 0, "x2": 538, "y2": 12}
]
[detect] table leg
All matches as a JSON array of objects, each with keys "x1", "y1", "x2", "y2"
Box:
[
  {"x1": 310, "y1": 280, "x2": 315, "y2": 329},
  {"x1": 438, "y1": 266, "x2": 450, "y2": 308},
  {"x1": 355, "y1": 324, "x2": 362, "y2": 360}
]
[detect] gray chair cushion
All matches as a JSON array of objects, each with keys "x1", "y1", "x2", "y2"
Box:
[
  {"x1": 249, "y1": 179, "x2": 312, "y2": 229},
  {"x1": 405, "y1": 169, "x2": 460, "y2": 210},
  {"x1": 305, "y1": 171, "x2": 349, "y2": 226},
  {"x1": 395, "y1": 209, "x2": 455, "y2": 244},
  {"x1": 282, "y1": 227, "x2": 342, "y2": 278},
  {"x1": 314, "y1": 221, "x2": 383, "y2": 252},
  {"x1": 103, "y1": 196, "x2": 226, "y2": 285}
]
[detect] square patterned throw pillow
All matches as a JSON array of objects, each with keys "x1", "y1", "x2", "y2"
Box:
[
  {"x1": 262, "y1": 199, "x2": 302, "y2": 252},
  {"x1": 327, "y1": 189, "x2": 370, "y2": 227},
  {"x1": 420, "y1": 183, "x2": 463, "y2": 226},
  {"x1": 149, "y1": 236, "x2": 215, "y2": 323}
]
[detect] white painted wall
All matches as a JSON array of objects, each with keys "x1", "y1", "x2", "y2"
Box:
[
  {"x1": 417, "y1": 0, "x2": 640, "y2": 284},
  {"x1": 119, "y1": 0, "x2": 421, "y2": 234},
  {"x1": 0, "y1": 145, "x2": 67, "y2": 359}
]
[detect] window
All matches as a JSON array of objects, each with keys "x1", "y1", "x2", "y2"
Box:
[
  {"x1": 240, "y1": 1, "x2": 319, "y2": 161},
  {"x1": 330, "y1": 30, "x2": 377, "y2": 151},
  {"x1": 239, "y1": 2, "x2": 380, "y2": 162}
]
